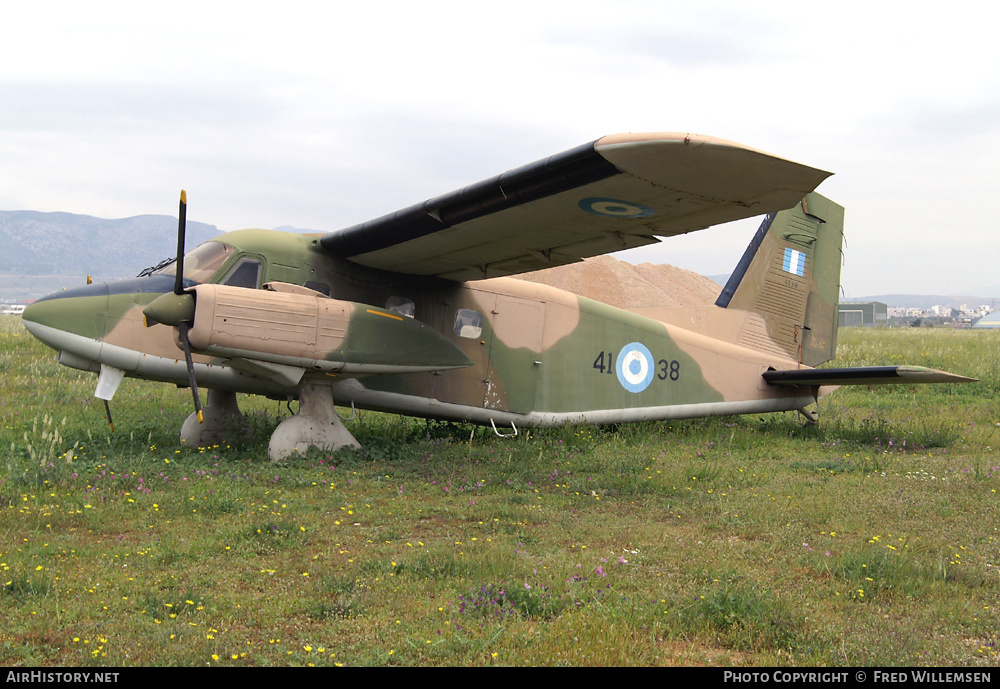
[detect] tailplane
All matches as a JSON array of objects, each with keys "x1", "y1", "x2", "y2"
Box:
[
  {"x1": 715, "y1": 192, "x2": 844, "y2": 367},
  {"x1": 634, "y1": 193, "x2": 975, "y2": 390}
]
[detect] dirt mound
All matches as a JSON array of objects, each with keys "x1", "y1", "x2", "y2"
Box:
[{"x1": 515, "y1": 255, "x2": 721, "y2": 310}]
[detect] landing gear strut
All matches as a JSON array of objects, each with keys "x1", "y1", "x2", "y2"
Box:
[
  {"x1": 180, "y1": 388, "x2": 253, "y2": 448},
  {"x1": 268, "y1": 384, "x2": 360, "y2": 461}
]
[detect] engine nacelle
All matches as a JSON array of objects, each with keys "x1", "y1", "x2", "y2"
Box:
[{"x1": 180, "y1": 283, "x2": 471, "y2": 374}]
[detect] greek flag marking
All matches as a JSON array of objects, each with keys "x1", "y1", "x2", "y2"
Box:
[{"x1": 783, "y1": 248, "x2": 806, "y2": 277}]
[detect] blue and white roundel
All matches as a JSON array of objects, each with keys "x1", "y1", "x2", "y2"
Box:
[
  {"x1": 616, "y1": 342, "x2": 654, "y2": 393},
  {"x1": 579, "y1": 198, "x2": 655, "y2": 219}
]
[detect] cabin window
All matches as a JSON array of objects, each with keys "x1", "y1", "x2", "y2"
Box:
[
  {"x1": 386, "y1": 296, "x2": 415, "y2": 318},
  {"x1": 221, "y1": 258, "x2": 261, "y2": 289},
  {"x1": 454, "y1": 309, "x2": 483, "y2": 338}
]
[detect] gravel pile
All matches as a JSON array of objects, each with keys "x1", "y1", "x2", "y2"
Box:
[{"x1": 515, "y1": 255, "x2": 721, "y2": 310}]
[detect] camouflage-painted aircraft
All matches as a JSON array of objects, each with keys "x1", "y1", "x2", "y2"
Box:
[{"x1": 21, "y1": 133, "x2": 973, "y2": 460}]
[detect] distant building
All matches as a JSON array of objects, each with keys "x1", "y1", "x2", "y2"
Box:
[{"x1": 839, "y1": 302, "x2": 887, "y2": 327}]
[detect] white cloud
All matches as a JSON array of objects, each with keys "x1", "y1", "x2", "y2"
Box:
[{"x1": 2, "y1": 1, "x2": 998, "y2": 295}]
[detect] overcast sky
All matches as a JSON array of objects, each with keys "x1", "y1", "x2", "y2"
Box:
[{"x1": 3, "y1": 1, "x2": 998, "y2": 297}]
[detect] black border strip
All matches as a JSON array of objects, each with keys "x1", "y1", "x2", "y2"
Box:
[
  {"x1": 320, "y1": 140, "x2": 619, "y2": 258},
  {"x1": 763, "y1": 367, "x2": 902, "y2": 385},
  {"x1": 715, "y1": 212, "x2": 776, "y2": 308}
]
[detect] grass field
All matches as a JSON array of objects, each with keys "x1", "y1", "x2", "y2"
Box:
[{"x1": 1, "y1": 314, "x2": 998, "y2": 666}]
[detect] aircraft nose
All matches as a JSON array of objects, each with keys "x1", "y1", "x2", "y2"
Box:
[{"x1": 22, "y1": 282, "x2": 111, "y2": 343}]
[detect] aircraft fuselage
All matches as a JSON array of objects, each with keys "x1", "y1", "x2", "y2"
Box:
[{"x1": 22, "y1": 228, "x2": 818, "y2": 429}]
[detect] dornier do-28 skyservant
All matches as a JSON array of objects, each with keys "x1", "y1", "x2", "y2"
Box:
[{"x1": 21, "y1": 133, "x2": 974, "y2": 460}]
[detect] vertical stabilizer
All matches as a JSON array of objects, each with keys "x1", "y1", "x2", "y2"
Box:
[{"x1": 715, "y1": 192, "x2": 844, "y2": 367}]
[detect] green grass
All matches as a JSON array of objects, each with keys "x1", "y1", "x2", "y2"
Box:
[{"x1": 2, "y1": 315, "x2": 999, "y2": 666}]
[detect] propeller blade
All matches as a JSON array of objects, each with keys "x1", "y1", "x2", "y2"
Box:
[
  {"x1": 177, "y1": 320, "x2": 204, "y2": 424},
  {"x1": 144, "y1": 191, "x2": 203, "y2": 425},
  {"x1": 174, "y1": 190, "x2": 187, "y2": 296}
]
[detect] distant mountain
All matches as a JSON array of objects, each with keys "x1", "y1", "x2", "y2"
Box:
[
  {"x1": 0, "y1": 211, "x2": 221, "y2": 281},
  {"x1": 0, "y1": 210, "x2": 226, "y2": 302},
  {"x1": 964, "y1": 283, "x2": 1000, "y2": 299},
  {"x1": 3, "y1": 209, "x2": 995, "y2": 312}
]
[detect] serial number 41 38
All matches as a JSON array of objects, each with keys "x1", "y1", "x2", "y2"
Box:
[{"x1": 592, "y1": 351, "x2": 680, "y2": 381}]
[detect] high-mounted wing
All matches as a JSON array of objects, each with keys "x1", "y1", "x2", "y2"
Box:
[{"x1": 320, "y1": 132, "x2": 831, "y2": 281}]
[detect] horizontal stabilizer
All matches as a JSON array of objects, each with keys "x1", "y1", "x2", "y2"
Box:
[{"x1": 763, "y1": 366, "x2": 977, "y2": 386}]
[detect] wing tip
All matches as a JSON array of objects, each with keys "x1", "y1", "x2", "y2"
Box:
[{"x1": 595, "y1": 132, "x2": 830, "y2": 171}]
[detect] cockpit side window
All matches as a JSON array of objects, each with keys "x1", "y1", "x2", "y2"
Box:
[{"x1": 220, "y1": 258, "x2": 262, "y2": 289}]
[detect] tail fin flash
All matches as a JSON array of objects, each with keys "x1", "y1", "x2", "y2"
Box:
[{"x1": 716, "y1": 192, "x2": 844, "y2": 367}]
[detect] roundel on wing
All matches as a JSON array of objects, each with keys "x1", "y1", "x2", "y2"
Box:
[
  {"x1": 579, "y1": 198, "x2": 655, "y2": 219},
  {"x1": 616, "y1": 342, "x2": 654, "y2": 393}
]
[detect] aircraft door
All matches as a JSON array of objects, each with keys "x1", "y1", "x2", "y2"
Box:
[
  {"x1": 430, "y1": 293, "x2": 495, "y2": 409},
  {"x1": 483, "y1": 295, "x2": 544, "y2": 414}
]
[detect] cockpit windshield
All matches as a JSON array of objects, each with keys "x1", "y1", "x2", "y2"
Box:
[{"x1": 151, "y1": 242, "x2": 234, "y2": 284}]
